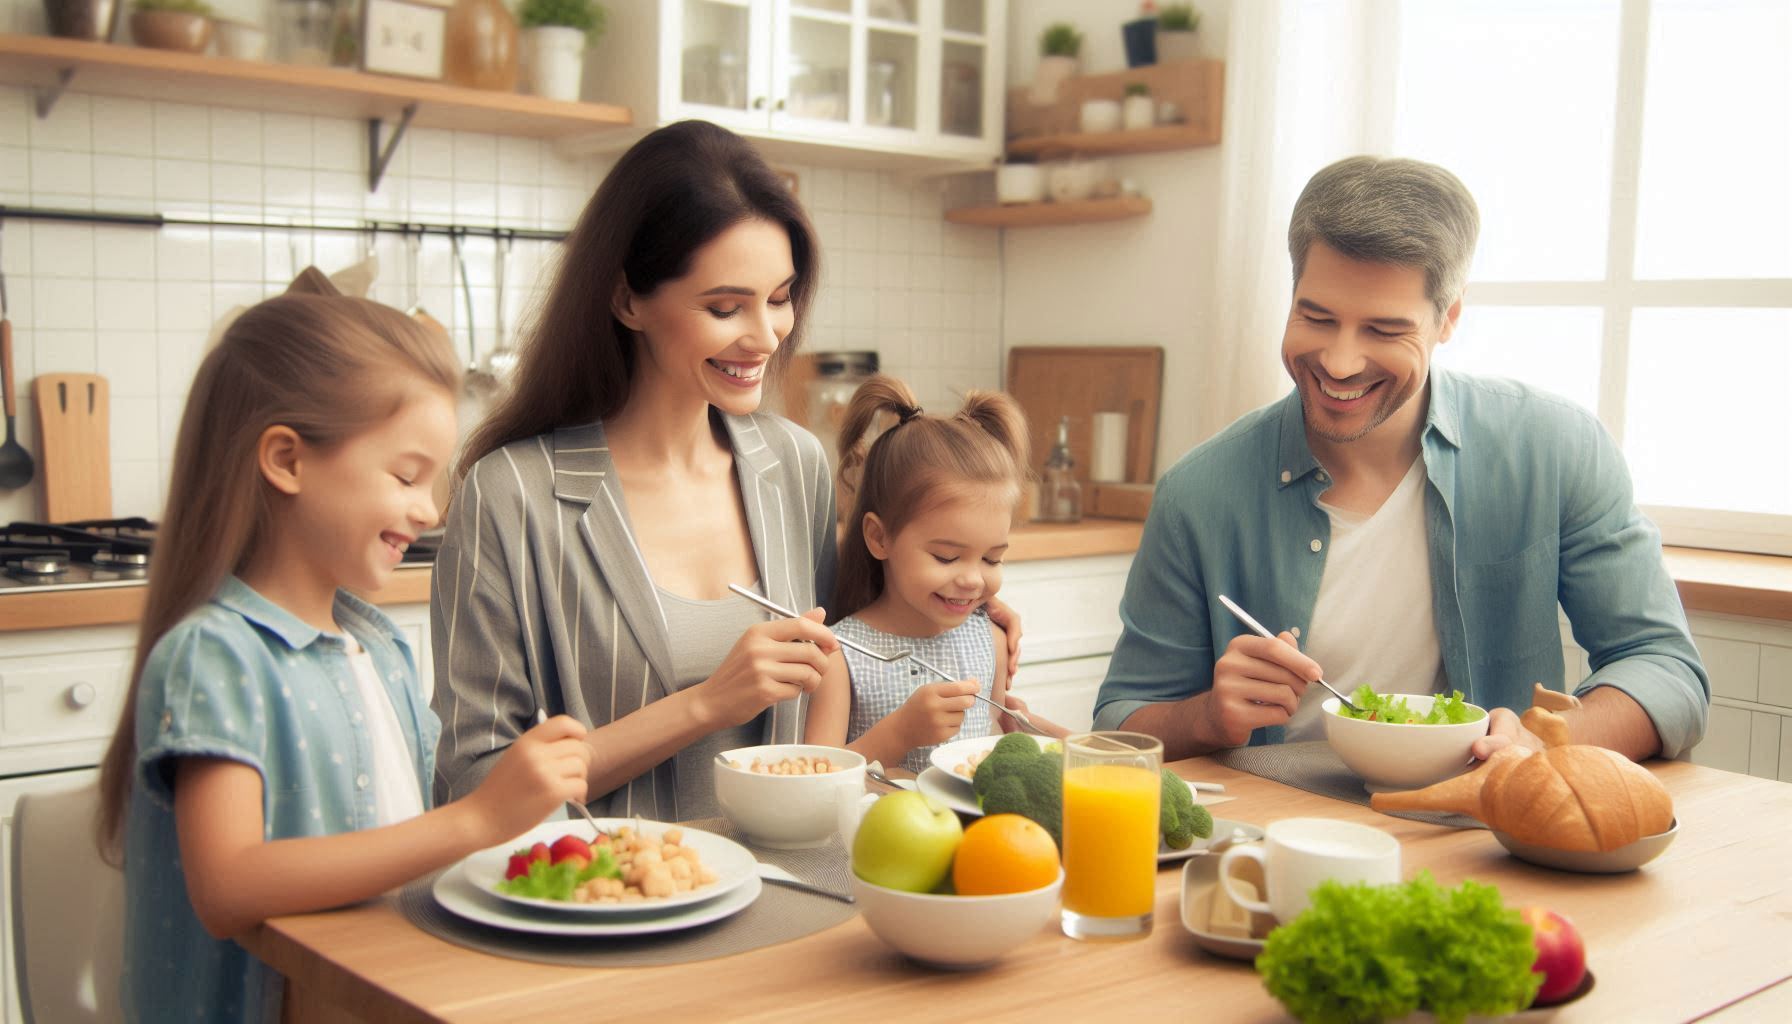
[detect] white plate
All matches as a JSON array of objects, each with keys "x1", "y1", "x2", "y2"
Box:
[
  {"x1": 434, "y1": 861, "x2": 762, "y2": 936},
  {"x1": 463, "y1": 819, "x2": 757, "y2": 915},
  {"x1": 927, "y1": 734, "x2": 1048, "y2": 783},
  {"x1": 915, "y1": 767, "x2": 1256, "y2": 863}
]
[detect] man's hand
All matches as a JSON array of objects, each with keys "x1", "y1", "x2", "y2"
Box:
[
  {"x1": 1471, "y1": 707, "x2": 1546, "y2": 761},
  {"x1": 1194, "y1": 631, "x2": 1322, "y2": 749}
]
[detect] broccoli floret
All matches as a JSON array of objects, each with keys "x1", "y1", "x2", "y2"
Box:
[
  {"x1": 1159, "y1": 769, "x2": 1214, "y2": 850},
  {"x1": 991, "y1": 732, "x2": 1041, "y2": 758},
  {"x1": 973, "y1": 744, "x2": 1062, "y2": 846}
]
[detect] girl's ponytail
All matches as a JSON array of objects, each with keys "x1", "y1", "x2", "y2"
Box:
[
  {"x1": 835, "y1": 374, "x2": 920, "y2": 500},
  {"x1": 955, "y1": 389, "x2": 1031, "y2": 486}
]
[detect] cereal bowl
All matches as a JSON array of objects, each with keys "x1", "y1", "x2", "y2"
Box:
[
  {"x1": 1322, "y1": 695, "x2": 1490, "y2": 791},
  {"x1": 849, "y1": 869, "x2": 1062, "y2": 968},
  {"x1": 714, "y1": 744, "x2": 866, "y2": 849}
]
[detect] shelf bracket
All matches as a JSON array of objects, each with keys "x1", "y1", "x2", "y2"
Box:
[
  {"x1": 33, "y1": 68, "x2": 76, "y2": 120},
  {"x1": 367, "y1": 104, "x2": 419, "y2": 193}
]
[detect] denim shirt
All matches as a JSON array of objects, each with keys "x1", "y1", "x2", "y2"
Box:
[
  {"x1": 122, "y1": 576, "x2": 440, "y2": 1024},
  {"x1": 1094, "y1": 369, "x2": 1710, "y2": 758}
]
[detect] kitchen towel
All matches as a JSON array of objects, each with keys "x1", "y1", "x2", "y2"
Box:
[
  {"x1": 397, "y1": 818, "x2": 857, "y2": 967},
  {"x1": 1213, "y1": 742, "x2": 1487, "y2": 831}
]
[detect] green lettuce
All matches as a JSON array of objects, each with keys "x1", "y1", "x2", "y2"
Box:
[
  {"x1": 1256, "y1": 873, "x2": 1542, "y2": 1024},
  {"x1": 496, "y1": 845, "x2": 621, "y2": 901},
  {"x1": 1336, "y1": 685, "x2": 1484, "y2": 725}
]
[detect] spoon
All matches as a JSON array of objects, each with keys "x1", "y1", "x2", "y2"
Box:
[
  {"x1": 453, "y1": 232, "x2": 500, "y2": 399},
  {"x1": 0, "y1": 227, "x2": 36, "y2": 491},
  {"x1": 1217, "y1": 594, "x2": 1362, "y2": 714},
  {"x1": 480, "y1": 230, "x2": 519, "y2": 383}
]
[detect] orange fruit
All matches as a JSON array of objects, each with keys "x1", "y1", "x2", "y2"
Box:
[{"x1": 952, "y1": 814, "x2": 1061, "y2": 896}]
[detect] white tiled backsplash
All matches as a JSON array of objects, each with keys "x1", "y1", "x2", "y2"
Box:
[{"x1": 0, "y1": 53, "x2": 1001, "y2": 525}]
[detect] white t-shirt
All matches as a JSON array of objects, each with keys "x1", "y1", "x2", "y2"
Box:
[
  {"x1": 1284, "y1": 456, "x2": 1448, "y2": 742},
  {"x1": 345, "y1": 642, "x2": 426, "y2": 826}
]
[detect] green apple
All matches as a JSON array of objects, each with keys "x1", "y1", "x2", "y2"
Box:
[{"x1": 851, "y1": 791, "x2": 963, "y2": 893}]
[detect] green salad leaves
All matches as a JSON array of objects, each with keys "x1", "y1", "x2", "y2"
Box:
[
  {"x1": 1256, "y1": 873, "x2": 1542, "y2": 1024},
  {"x1": 497, "y1": 845, "x2": 621, "y2": 902},
  {"x1": 1335, "y1": 685, "x2": 1484, "y2": 725}
]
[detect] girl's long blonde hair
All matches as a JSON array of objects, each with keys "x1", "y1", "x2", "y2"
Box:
[
  {"x1": 96, "y1": 276, "x2": 460, "y2": 860},
  {"x1": 831, "y1": 375, "x2": 1030, "y2": 622}
]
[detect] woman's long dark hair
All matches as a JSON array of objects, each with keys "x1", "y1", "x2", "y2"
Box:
[
  {"x1": 831, "y1": 376, "x2": 1031, "y2": 622},
  {"x1": 458, "y1": 120, "x2": 820, "y2": 477}
]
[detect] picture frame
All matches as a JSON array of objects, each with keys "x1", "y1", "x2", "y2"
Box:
[{"x1": 361, "y1": 0, "x2": 448, "y2": 80}]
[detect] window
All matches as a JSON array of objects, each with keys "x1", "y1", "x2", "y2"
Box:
[{"x1": 1388, "y1": 0, "x2": 1792, "y2": 555}]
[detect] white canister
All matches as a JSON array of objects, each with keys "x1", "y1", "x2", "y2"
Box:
[
  {"x1": 1091, "y1": 411, "x2": 1128, "y2": 482},
  {"x1": 1080, "y1": 98, "x2": 1122, "y2": 134},
  {"x1": 995, "y1": 164, "x2": 1046, "y2": 205},
  {"x1": 1122, "y1": 93, "x2": 1154, "y2": 131},
  {"x1": 524, "y1": 25, "x2": 587, "y2": 102},
  {"x1": 1048, "y1": 160, "x2": 1093, "y2": 202},
  {"x1": 216, "y1": 21, "x2": 268, "y2": 61}
]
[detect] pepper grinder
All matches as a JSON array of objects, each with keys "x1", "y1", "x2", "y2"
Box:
[{"x1": 1038, "y1": 416, "x2": 1083, "y2": 523}]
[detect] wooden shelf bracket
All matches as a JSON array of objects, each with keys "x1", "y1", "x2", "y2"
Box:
[
  {"x1": 33, "y1": 66, "x2": 75, "y2": 119},
  {"x1": 367, "y1": 103, "x2": 419, "y2": 193}
]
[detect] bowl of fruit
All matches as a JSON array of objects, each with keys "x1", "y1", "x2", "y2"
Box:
[
  {"x1": 1323, "y1": 686, "x2": 1490, "y2": 792},
  {"x1": 714, "y1": 743, "x2": 866, "y2": 849},
  {"x1": 849, "y1": 792, "x2": 1062, "y2": 968}
]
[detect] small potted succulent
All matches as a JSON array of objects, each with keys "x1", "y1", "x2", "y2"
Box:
[
  {"x1": 517, "y1": 0, "x2": 606, "y2": 101},
  {"x1": 1156, "y1": 3, "x2": 1201, "y2": 63},
  {"x1": 1030, "y1": 21, "x2": 1082, "y2": 105},
  {"x1": 130, "y1": 0, "x2": 213, "y2": 53}
]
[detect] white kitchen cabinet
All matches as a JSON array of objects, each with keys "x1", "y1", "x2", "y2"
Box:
[
  {"x1": 999, "y1": 553, "x2": 1133, "y2": 731},
  {"x1": 587, "y1": 0, "x2": 1007, "y2": 167}
]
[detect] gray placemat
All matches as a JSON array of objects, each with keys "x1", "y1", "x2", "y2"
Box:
[
  {"x1": 1213, "y1": 741, "x2": 1487, "y2": 830},
  {"x1": 397, "y1": 818, "x2": 858, "y2": 968}
]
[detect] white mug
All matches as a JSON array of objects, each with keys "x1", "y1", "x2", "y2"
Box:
[{"x1": 1219, "y1": 817, "x2": 1401, "y2": 922}]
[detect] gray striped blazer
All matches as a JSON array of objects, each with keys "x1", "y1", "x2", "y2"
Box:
[{"x1": 429, "y1": 411, "x2": 838, "y2": 818}]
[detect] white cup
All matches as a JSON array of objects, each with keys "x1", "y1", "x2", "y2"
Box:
[
  {"x1": 1080, "y1": 99, "x2": 1122, "y2": 133},
  {"x1": 995, "y1": 163, "x2": 1046, "y2": 204},
  {"x1": 1219, "y1": 817, "x2": 1401, "y2": 923}
]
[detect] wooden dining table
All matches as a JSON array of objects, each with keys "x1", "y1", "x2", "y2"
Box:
[{"x1": 241, "y1": 757, "x2": 1792, "y2": 1023}]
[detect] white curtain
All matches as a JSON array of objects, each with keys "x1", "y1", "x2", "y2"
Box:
[{"x1": 1200, "y1": 0, "x2": 1389, "y2": 444}]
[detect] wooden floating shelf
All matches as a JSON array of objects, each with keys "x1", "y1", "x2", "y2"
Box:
[
  {"x1": 0, "y1": 33, "x2": 633, "y2": 139},
  {"x1": 1006, "y1": 122, "x2": 1220, "y2": 158},
  {"x1": 945, "y1": 196, "x2": 1152, "y2": 228}
]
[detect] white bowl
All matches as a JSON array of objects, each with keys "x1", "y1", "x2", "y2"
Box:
[
  {"x1": 995, "y1": 163, "x2": 1045, "y2": 204},
  {"x1": 1322, "y1": 694, "x2": 1490, "y2": 791},
  {"x1": 714, "y1": 744, "x2": 866, "y2": 849},
  {"x1": 850, "y1": 869, "x2": 1062, "y2": 968}
]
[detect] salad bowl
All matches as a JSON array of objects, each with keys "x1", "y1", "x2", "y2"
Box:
[{"x1": 1323, "y1": 693, "x2": 1490, "y2": 791}]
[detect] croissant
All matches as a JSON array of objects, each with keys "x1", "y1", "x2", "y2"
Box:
[{"x1": 1369, "y1": 701, "x2": 1673, "y2": 852}]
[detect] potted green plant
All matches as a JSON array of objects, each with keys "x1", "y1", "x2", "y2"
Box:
[
  {"x1": 1030, "y1": 21, "x2": 1083, "y2": 105},
  {"x1": 1156, "y1": 3, "x2": 1201, "y2": 63},
  {"x1": 517, "y1": 0, "x2": 606, "y2": 101},
  {"x1": 129, "y1": 0, "x2": 212, "y2": 53}
]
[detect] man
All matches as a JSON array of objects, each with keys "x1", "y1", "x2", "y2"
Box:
[{"x1": 1094, "y1": 156, "x2": 1708, "y2": 763}]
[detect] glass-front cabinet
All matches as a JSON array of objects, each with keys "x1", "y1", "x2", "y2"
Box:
[{"x1": 592, "y1": 0, "x2": 1005, "y2": 163}]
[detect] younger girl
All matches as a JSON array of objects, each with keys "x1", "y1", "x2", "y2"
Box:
[
  {"x1": 806, "y1": 376, "x2": 1066, "y2": 774},
  {"x1": 96, "y1": 280, "x2": 592, "y2": 1023}
]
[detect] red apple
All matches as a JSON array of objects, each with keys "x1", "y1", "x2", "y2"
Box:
[{"x1": 1522, "y1": 906, "x2": 1588, "y2": 1005}]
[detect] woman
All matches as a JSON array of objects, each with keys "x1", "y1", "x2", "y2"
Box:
[{"x1": 432, "y1": 121, "x2": 1018, "y2": 819}]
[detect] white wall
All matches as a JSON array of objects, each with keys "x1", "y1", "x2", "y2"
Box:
[{"x1": 0, "y1": 1, "x2": 1002, "y2": 525}]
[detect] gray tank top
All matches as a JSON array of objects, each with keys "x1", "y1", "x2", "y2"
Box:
[
  {"x1": 658, "y1": 587, "x2": 768, "y2": 820},
  {"x1": 835, "y1": 611, "x2": 995, "y2": 775}
]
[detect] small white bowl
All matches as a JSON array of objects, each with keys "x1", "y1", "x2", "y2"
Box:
[
  {"x1": 1322, "y1": 694, "x2": 1490, "y2": 791},
  {"x1": 850, "y1": 869, "x2": 1062, "y2": 968},
  {"x1": 714, "y1": 744, "x2": 866, "y2": 849},
  {"x1": 995, "y1": 163, "x2": 1045, "y2": 204}
]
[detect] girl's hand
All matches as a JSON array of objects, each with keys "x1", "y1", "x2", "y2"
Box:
[
  {"x1": 996, "y1": 691, "x2": 1033, "y2": 735},
  {"x1": 893, "y1": 679, "x2": 980, "y2": 749},
  {"x1": 466, "y1": 715, "x2": 593, "y2": 843},
  {"x1": 984, "y1": 597, "x2": 1024, "y2": 682},
  {"x1": 696, "y1": 608, "x2": 839, "y2": 729}
]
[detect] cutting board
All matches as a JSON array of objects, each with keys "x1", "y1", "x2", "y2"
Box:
[
  {"x1": 33, "y1": 373, "x2": 111, "y2": 522},
  {"x1": 1006, "y1": 346, "x2": 1163, "y2": 515}
]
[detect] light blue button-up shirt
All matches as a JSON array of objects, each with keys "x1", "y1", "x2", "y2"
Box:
[
  {"x1": 122, "y1": 576, "x2": 439, "y2": 1024},
  {"x1": 1094, "y1": 369, "x2": 1709, "y2": 757}
]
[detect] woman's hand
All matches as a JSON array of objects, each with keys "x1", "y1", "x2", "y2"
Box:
[
  {"x1": 983, "y1": 596, "x2": 1023, "y2": 681},
  {"x1": 465, "y1": 715, "x2": 593, "y2": 843},
  {"x1": 1194, "y1": 631, "x2": 1319, "y2": 749},
  {"x1": 695, "y1": 608, "x2": 840, "y2": 729},
  {"x1": 891, "y1": 679, "x2": 980, "y2": 749}
]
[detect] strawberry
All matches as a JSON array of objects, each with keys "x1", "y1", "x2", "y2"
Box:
[
  {"x1": 505, "y1": 853, "x2": 532, "y2": 880},
  {"x1": 549, "y1": 834, "x2": 592, "y2": 865},
  {"x1": 529, "y1": 842, "x2": 551, "y2": 864}
]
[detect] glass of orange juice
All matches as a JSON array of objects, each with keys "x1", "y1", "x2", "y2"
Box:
[{"x1": 1060, "y1": 731, "x2": 1162, "y2": 940}]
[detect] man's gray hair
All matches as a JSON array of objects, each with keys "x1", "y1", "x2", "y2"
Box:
[{"x1": 1288, "y1": 156, "x2": 1480, "y2": 319}]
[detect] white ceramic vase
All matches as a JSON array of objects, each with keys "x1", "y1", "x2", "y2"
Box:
[
  {"x1": 1029, "y1": 54, "x2": 1079, "y2": 105},
  {"x1": 523, "y1": 25, "x2": 585, "y2": 101},
  {"x1": 1156, "y1": 29, "x2": 1199, "y2": 63}
]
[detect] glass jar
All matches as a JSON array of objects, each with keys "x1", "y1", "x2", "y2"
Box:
[
  {"x1": 806, "y1": 351, "x2": 879, "y2": 462},
  {"x1": 1038, "y1": 415, "x2": 1083, "y2": 523},
  {"x1": 273, "y1": 0, "x2": 334, "y2": 66},
  {"x1": 867, "y1": 60, "x2": 898, "y2": 126},
  {"x1": 444, "y1": 0, "x2": 520, "y2": 91}
]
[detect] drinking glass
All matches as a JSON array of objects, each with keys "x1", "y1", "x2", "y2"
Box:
[{"x1": 1060, "y1": 731, "x2": 1162, "y2": 940}]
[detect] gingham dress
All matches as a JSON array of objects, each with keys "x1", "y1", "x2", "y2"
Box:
[{"x1": 836, "y1": 610, "x2": 995, "y2": 775}]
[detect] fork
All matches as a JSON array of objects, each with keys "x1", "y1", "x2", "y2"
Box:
[
  {"x1": 535, "y1": 709, "x2": 605, "y2": 841},
  {"x1": 1216, "y1": 594, "x2": 1363, "y2": 714},
  {"x1": 903, "y1": 652, "x2": 1051, "y2": 737}
]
